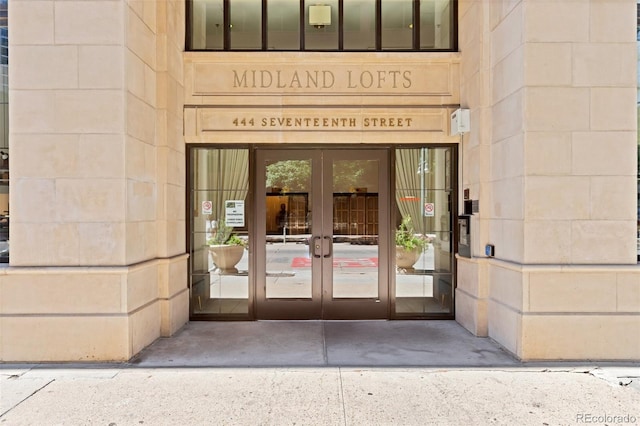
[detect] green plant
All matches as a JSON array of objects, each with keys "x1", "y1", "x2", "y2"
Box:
[
  {"x1": 207, "y1": 219, "x2": 247, "y2": 247},
  {"x1": 395, "y1": 217, "x2": 428, "y2": 251},
  {"x1": 225, "y1": 233, "x2": 246, "y2": 247}
]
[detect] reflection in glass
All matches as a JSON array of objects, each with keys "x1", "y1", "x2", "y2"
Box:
[
  {"x1": 344, "y1": 0, "x2": 376, "y2": 50},
  {"x1": 395, "y1": 147, "x2": 453, "y2": 314},
  {"x1": 230, "y1": 0, "x2": 262, "y2": 49},
  {"x1": 191, "y1": 0, "x2": 224, "y2": 49},
  {"x1": 381, "y1": 0, "x2": 413, "y2": 50},
  {"x1": 332, "y1": 160, "x2": 379, "y2": 298},
  {"x1": 189, "y1": 149, "x2": 250, "y2": 316},
  {"x1": 267, "y1": 0, "x2": 300, "y2": 50},
  {"x1": 420, "y1": 0, "x2": 453, "y2": 49},
  {"x1": 189, "y1": 0, "x2": 456, "y2": 51},
  {"x1": 305, "y1": 0, "x2": 339, "y2": 50},
  {"x1": 265, "y1": 159, "x2": 313, "y2": 299}
]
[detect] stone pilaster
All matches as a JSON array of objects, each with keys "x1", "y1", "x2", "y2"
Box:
[
  {"x1": 458, "y1": 0, "x2": 640, "y2": 360},
  {"x1": 2, "y1": 0, "x2": 188, "y2": 361}
]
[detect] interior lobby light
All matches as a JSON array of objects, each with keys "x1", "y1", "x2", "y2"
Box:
[{"x1": 309, "y1": 5, "x2": 331, "y2": 28}]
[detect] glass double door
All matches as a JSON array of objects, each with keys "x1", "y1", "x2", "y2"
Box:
[{"x1": 256, "y1": 149, "x2": 389, "y2": 319}]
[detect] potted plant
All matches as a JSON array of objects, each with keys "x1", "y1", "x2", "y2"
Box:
[
  {"x1": 207, "y1": 219, "x2": 247, "y2": 272},
  {"x1": 395, "y1": 216, "x2": 428, "y2": 269}
]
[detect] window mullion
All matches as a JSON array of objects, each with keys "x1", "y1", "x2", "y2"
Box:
[
  {"x1": 300, "y1": 0, "x2": 305, "y2": 50},
  {"x1": 413, "y1": 0, "x2": 419, "y2": 50},
  {"x1": 223, "y1": 0, "x2": 230, "y2": 50},
  {"x1": 375, "y1": 0, "x2": 381, "y2": 50},
  {"x1": 262, "y1": 0, "x2": 267, "y2": 50},
  {"x1": 338, "y1": 0, "x2": 344, "y2": 50}
]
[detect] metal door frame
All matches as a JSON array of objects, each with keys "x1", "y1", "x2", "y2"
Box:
[{"x1": 254, "y1": 148, "x2": 390, "y2": 319}]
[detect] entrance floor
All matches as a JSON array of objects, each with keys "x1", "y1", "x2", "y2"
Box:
[{"x1": 130, "y1": 321, "x2": 518, "y2": 367}]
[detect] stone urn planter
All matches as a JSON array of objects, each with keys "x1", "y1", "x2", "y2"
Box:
[
  {"x1": 396, "y1": 246, "x2": 422, "y2": 269},
  {"x1": 395, "y1": 217, "x2": 427, "y2": 270},
  {"x1": 208, "y1": 244, "x2": 245, "y2": 272}
]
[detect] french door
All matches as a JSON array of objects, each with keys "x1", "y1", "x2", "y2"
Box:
[{"x1": 255, "y1": 149, "x2": 389, "y2": 319}]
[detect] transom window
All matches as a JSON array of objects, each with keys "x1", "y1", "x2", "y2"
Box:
[{"x1": 188, "y1": 0, "x2": 456, "y2": 51}]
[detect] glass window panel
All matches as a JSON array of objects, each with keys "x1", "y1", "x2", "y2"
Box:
[
  {"x1": 420, "y1": 0, "x2": 453, "y2": 49},
  {"x1": 381, "y1": 0, "x2": 413, "y2": 50},
  {"x1": 191, "y1": 0, "x2": 224, "y2": 49},
  {"x1": 230, "y1": 0, "x2": 262, "y2": 49},
  {"x1": 396, "y1": 147, "x2": 452, "y2": 192},
  {"x1": 332, "y1": 159, "x2": 379, "y2": 299},
  {"x1": 395, "y1": 147, "x2": 453, "y2": 316},
  {"x1": 396, "y1": 191, "x2": 451, "y2": 233},
  {"x1": 188, "y1": 0, "x2": 457, "y2": 51},
  {"x1": 0, "y1": 1, "x2": 7, "y2": 264},
  {"x1": 305, "y1": 0, "x2": 339, "y2": 50},
  {"x1": 267, "y1": 0, "x2": 300, "y2": 50},
  {"x1": 343, "y1": 0, "x2": 376, "y2": 50},
  {"x1": 189, "y1": 148, "x2": 250, "y2": 316},
  {"x1": 395, "y1": 273, "x2": 453, "y2": 314},
  {"x1": 265, "y1": 159, "x2": 313, "y2": 299}
]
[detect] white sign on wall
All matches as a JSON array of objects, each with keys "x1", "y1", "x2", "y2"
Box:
[
  {"x1": 225, "y1": 200, "x2": 245, "y2": 227},
  {"x1": 202, "y1": 200, "x2": 213, "y2": 215}
]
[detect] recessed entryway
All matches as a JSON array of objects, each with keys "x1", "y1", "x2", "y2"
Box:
[
  {"x1": 187, "y1": 145, "x2": 457, "y2": 320},
  {"x1": 130, "y1": 321, "x2": 518, "y2": 367}
]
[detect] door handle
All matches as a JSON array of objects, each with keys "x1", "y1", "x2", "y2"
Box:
[
  {"x1": 311, "y1": 236, "x2": 322, "y2": 258},
  {"x1": 323, "y1": 236, "x2": 332, "y2": 258}
]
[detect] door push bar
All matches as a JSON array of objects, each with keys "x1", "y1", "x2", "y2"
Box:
[
  {"x1": 310, "y1": 236, "x2": 333, "y2": 259},
  {"x1": 323, "y1": 236, "x2": 332, "y2": 258},
  {"x1": 312, "y1": 236, "x2": 322, "y2": 258}
]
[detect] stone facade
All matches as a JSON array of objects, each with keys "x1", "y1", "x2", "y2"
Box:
[
  {"x1": 2, "y1": 0, "x2": 188, "y2": 361},
  {"x1": 456, "y1": 0, "x2": 639, "y2": 360},
  {"x1": 1, "y1": 0, "x2": 638, "y2": 361}
]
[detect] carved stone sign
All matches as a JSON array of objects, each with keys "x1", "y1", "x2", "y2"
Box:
[
  {"x1": 231, "y1": 69, "x2": 413, "y2": 90},
  {"x1": 191, "y1": 62, "x2": 454, "y2": 96},
  {"x1": 195, "y1": 108, "x2": 447, "y2": 133},
  {"x1": 183, "y1": 54, "x2": 461, "y2": 141}
]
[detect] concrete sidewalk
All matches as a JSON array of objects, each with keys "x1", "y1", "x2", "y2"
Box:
[
  {"x1": 2, "y1": 365, "x2": 639, "y2": 425},
  {"x1": 1, "y1": 321, "x2": 639, "y2": 425}
]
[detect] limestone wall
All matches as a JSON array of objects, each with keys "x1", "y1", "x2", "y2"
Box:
[
  {"x1": 457, "y1": 0, "x2": 640, "y2": 360},
  {"x1": 1, "y1": 0, "x2": 188, "y2": 362}
]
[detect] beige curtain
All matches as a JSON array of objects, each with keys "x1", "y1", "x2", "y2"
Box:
[
  {"x1": 208, "y1": 149, "x2": 249, "y2": 223},
  {"x1": 395, "y1": 148, "x2": 428, "y2": 235}
]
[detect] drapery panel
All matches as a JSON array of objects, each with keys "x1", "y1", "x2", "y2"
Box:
[
  {"x1": 207, "y1": 149, "x2": 249, "y2": 222},
  {"x1": 395, "y1": 148, "x2": 428, "y2": 236}
]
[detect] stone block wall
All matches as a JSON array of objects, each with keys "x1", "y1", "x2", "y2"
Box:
[
  {"x1": 1, "y1": 0, "x2": 188, "y2": 362},
  {"x1": 457, "y1": 0, "x2": 640, "y2": 360}
]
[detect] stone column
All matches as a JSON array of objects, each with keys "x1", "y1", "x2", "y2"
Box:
[
  {"x1": 458, "y1": 0, "x2": 640, "y2": 360},
  {"x1": 2, "y1": 0, "x2": 187, "y2": 361},
  {"x1": 155, "y1": 0, "x2": 190, "y2": 337},
  {"x1": 456, "y1": 0, "x2": 492, "y2": 337}
]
